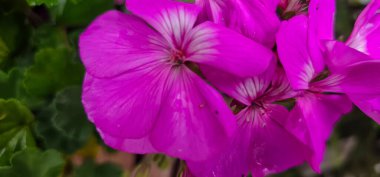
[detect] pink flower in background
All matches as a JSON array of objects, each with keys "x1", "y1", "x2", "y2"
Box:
[
  {"x1": 186, "y1": 60, "x2": 310, "y2": 177},
  {"x1": 323, "y1": 0, "x2": 380, "y2": 124},
  {"x1": 79, "y1": 0, "x2": 273, "y2": 161},
  {"x1": 276, "y1": 0, "x2": 350, "y2": 172},
  {"x1": 277, "y1": 0, "x2": 380, "y2": 172},
  {"x1": 196, "y1": 0, "x2": 280, "y2": 47}
]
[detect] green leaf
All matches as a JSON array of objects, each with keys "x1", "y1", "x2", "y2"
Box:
[
  {"x1": 0, "y1": 69, "x2": 23, "y2": 99},
  {"x1": 0, "y1": 148, "x2": 65, "y2": 177},
  {"x1": 0, "y1": 12, "x2": 29, "y2": 54},
  {"x1": 52, "y1": 86, "x2": 93, "y2": 145},
  {"x1": 32, "y1": 25, "x2": 68, "y2": 50},
  {"x1": 55, "y1": 0, "x2": 114, "y2": 27},
  {"x1": 26, "y1": 0, "x2": 59, "y2": 7},
  {"x1": 24, "y1": 47, "x2": 84, "y2": 98},
  {"x1": 73, "y1": 160, "x2": 123, "y2": 177},
  {"x1": 0, "y1": 99, "x2": 35, "y2": 166},
  {"x1": 0, "y1": 37, "x2": 9, "y2": 66},
  {"x1": 35, "y1": 87, "x2": 93, "y2": 153}
]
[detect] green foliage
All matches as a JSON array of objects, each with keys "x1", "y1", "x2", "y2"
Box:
[
  {"x1": 0, "y1": 148, "x2": 65, "y2": 177},
  {"x1": 0, "y1": 38, "x2": 9, "y2": 66},
  {"x1": 73, "y1": 160, "x2": 123, "y2": 177},
  {"x1": 24, "y1": 47, "x2": 84, "y2": 98},
  {"x1": 26, "y1": 0, "x2": 59, "y2": 7},
  {"x1": 0, "y1": 99, "x2": 35, "y2": 166},
  {"x1": 53, "y1": 0, "x2": 114, "y2": 27},
  {"x1": 35, "y1": 87, "x2": 93, "y2": 153}
]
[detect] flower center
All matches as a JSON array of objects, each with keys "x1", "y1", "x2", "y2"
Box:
[{"x1": 170, "y1": 50, "x2": 186, "y2": 65}]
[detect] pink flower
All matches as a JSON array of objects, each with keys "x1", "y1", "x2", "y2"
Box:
[
  {"x1": 276, "y1": 0, "x2": 351, "y2": 172},
  {"x1": 196, "y1": 0, "x2": 280, "y2": 47},
  {"x1": 186, "y1": 60, "x2": 310, "y2": 177},
  {"x1": 323, "y1": 0, "x2": 380, "y2": 124},
  {"x1": 79, "y1": 0, "x2": 273, "y2": 161},
  {"x1": 277, "y1": 0, "x2": 380, "y2": 172}
]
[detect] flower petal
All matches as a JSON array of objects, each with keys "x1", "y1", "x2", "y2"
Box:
[
  {"x1": 347, "y1": 0, "x2": 380, "y2": 58},
  {"x1": 79, "y1": 10, "x2": 166, "y2": 78},
  {"x1": 309, "y1": 0, "x2": 336, "y2": 41},
  {"x1": 149, "y1": 67, "x2": 236, "y2": 161},
  {"x1": 84, "y1": 66, "x2": 236, "y2": 161},
  {"x1": 125, "y1": 0, "x2": 200, "y2": 48},
  {"x1": 195, "y1": 0, "x2": 226, "y2": 23},
  {"x1": 97, "y1": 129, "x2": 158, "y2": 154},
  {"x1": 82, "y1": 65, "x2": 171, "y2": 139},
  {"x1": 335, "y1": 60, "x2": 380, "y2": 96},
  {"x1": 285, "y1": 93, "x2": 352, "y2": 172},
  {"x1": 323, "y1": 41, "x2": 374, "y2": 71},
  {"x1": 187, "y1": 22, "x2": 273, "y2": 78},
  {"x1": 187, "y1": 105, "x2": 308, "y2": 177},
  {"x1": 350, "y1": 95, "x2": 380, "y2": 124},
  {"x1": 226, "y1": 0, "x2": 280, "y2": 47},
  {"x1": 276, "y1": 15, "x2": 316, "y2": 90},
  {"x1": 200, "y1": 58, "x2": 277, "y2": 105}
]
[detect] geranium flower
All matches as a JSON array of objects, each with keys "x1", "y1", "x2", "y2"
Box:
[
  {"x1": 79, "y1": 0, "x2": 273, "y2": 161},
  {"x1": 323, "y1": 0, "x2": 380, "y2": 124},
  {"x1": 196, "y1": 0, "x2": 280, "y2": 47},
  {"x1": 185, "y1": 60, "x2": 310, "y2": 177},
  {"x1": 276, "y1": 0, "x2": 380, "y2": 172}
]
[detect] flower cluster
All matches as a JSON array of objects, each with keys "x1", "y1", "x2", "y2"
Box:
[{"x1": 79, "y1": 0, "x2": 380, "y2": 176}]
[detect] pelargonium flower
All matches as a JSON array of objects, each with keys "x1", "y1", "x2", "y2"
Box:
[
  {"x1": 196, "y1": 0, "x2": 280, "y2": 47},
  {"x1": 276, "y1": 0, "x2": 380, "y2": 172},
  {"x1": 79, "y1": 0, "x2": 273, "y2": 161},
  {"x1": 323, "y1": 0, "x2": 380, "y2": 123},
  {"x1": 185, "y1": 60, "x2": 310, "y2": 177}
]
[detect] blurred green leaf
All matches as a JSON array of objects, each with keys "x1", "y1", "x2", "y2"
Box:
[
  {"x1": 73, "y1": 160, "x2": 123, "y2": 177},
  {"x1": 0, "y1": 148, "x2": 65, "y2": 177},
  {"x1": 35, "y1": 87, "x2": 93, "y2": 153},
  {"x1": 0, "y1": 38, "x2": 9, "y2": 66},
  {"x1": 0, "y1": 99, "x2": 35, "y2": 166},
  {"x1": 52, "y1": 86, "x2": 93, "y2": 145},
  {"x1": 26, "y1": 0, "x2": 59, "y2": 7},
  {"x1": 32, "y1": 25, "x2": 68, "y2": 49},
  {"x1": 24, "y1": 47, "x2": 84, "y2": 98},
  {"x1": 0, "y1": 13, "x2": 29, "y2": 55},
  {"x1": 0, "y1": 69, "x2": 23, "y2": 99},
  {"x1": 54, "y1": 0, "x2": 114, "y2": 27}
]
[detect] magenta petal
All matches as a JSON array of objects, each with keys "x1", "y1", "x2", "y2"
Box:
[
  {"x1": 200, "y1": 58, "x2": 276, "y2": 105},
  {"x1": 187, "y1": 22, "x2": 273, "y2": 78},
  {"x1": 187, "y1": 105, "x2": 308, "y2": 177},
  {"x1": 336, "y1": 60, "x2": 380, "y2": 96},
  {"x1": 84, "y1": 66, "x2": 236, "y2": 160},
  {"x1": 285, "y1": 93, "x2": 352, "y2": 172},
  {"x1": 276, "y1": 15, "x2": 316, "y2": 90},
  {"x1": 149, "y1": 67, "x2": 236, "y2": 161},
  {"x1": 97, "y1": 129, "x2": 158, "y2": 154},
  {"x1": 347, "y1": 0, "x2": 380, "y2": 58},
  {"x1": 226, "y1": 0, "x2": 280, "y2": 47},
  {"x1": 82, "y1": 66, "x2": 170, "y2": 139},
  {"x1": 195, "y1": 0, "x2": 226, "y2": 23},
  {"x1": 79, "y1": 10, "x2": 166, "y2": 78},
  {"x1": 323, "y1": 41, "x2": 374, "y2": 71},
  {"x1": 126, "y1": 0, "x2": 200, "y2": 46},
  {"x1": 309, "y1": 0, "x2": 336, "y2": 41},
  {"x1": 350, "y1": 95, "x2": 380, "y2": 124}
]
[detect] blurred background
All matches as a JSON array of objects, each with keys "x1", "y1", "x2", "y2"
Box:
[{"x1": 0, "y1": 0, "x2": 379, "y2": 177}]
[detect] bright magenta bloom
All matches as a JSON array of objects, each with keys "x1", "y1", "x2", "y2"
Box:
[
  {"x1": 79, "y1": 0, "x2": 273, "y2": 161},
  {"x1": 277, "y1": 0, "x2": 380, "y2": 172},
  {"x1": 196, "y1": 0, "x2": 280, "y2": 47},
  {"x1": 324, "y1": 0, "x2": 380, "y2": 124},
  {"x1": 186, "y1": 60, "x2": 310, "y2": 177}
]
